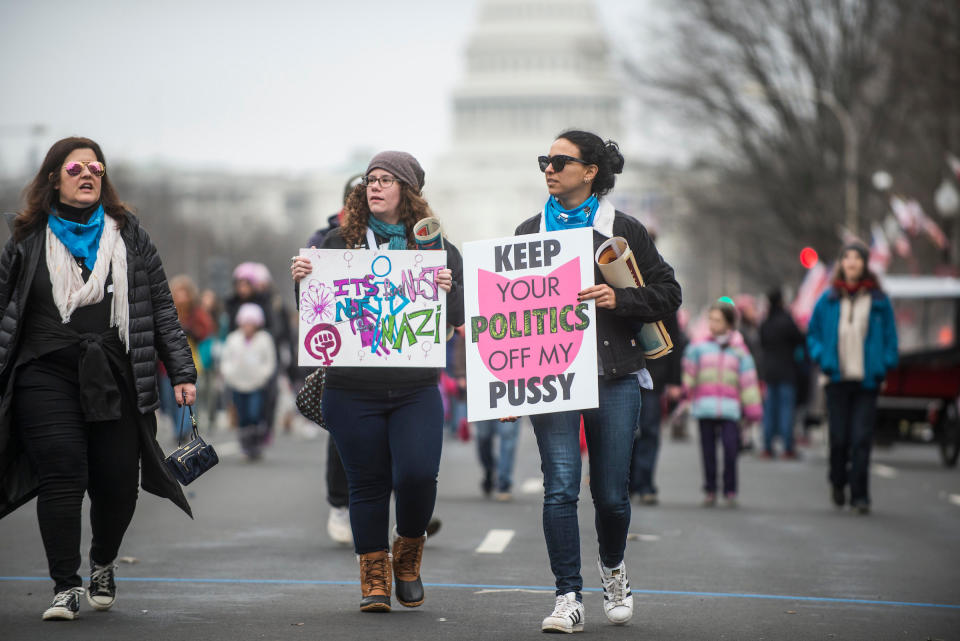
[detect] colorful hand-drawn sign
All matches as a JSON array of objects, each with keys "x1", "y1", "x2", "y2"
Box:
[
  {"x1": 297, "y1": 248, "x2": 448, "y2": 368},
  {"x1": 463, "y1": 229, "x2": 598, "y2": 421}
]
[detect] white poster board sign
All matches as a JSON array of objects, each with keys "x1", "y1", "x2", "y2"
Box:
[
  {"x1": 296, "y1": 248, "x2": 447, "y2": 367},
  {"x1": 463, "y1": 228, "x2": 598, "y2": 421}
]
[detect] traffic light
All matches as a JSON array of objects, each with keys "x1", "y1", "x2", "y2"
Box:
[{"x1": 800, "y1": 247, "x2": 819, "y2": 269}]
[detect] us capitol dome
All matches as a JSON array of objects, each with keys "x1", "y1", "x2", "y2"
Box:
[{"x1": 428, "y1": 0, "x2": 630, "y2": 244}]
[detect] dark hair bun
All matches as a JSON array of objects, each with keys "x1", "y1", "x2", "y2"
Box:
[
  {"x1": 604, "y1": 140, "x2": 624, "y2": 174},
  {"x1": 556, "y1": 130, "x2": 624, "y2": 196}
]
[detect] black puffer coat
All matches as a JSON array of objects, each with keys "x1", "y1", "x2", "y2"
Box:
[
  {"x1": 515, "y1": 204, "x2": 681, "y2": 379},
  {"x1": 0, "y1": 212, "x2": 197, "y2": 518}
]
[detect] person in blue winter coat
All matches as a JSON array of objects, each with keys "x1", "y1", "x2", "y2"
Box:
[{"x1": 807, "y1": 242, "x2": 898, "y2": 514}]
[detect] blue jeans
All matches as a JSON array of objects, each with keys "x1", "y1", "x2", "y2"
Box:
[
  {"x1": 475, "y1": 419, "x2": 520, "y2": 493},
  {"x1": 232, "y1": 389, "x2": 265, "y2": 427},
  {"x1": 158, "y1": 372, "x2": 190, "y2": 439},
  {"x1": 323, "y1": 385, "x2": 443, "y2": 554},
  {"x1": 763, "y1": 382, "x2": 796, "y2": 454},
  {"x1": 825, "y1": 382, "x2": 877, "y2": 505},
  {"x1": 630, "y1": 387, "x2": 662, "y2": 496},
  {"x1": 233, "y1": 389, "x2": 267, "y2": 458},
  {"x1": 530, "y1": 376, "x2": 641, "y2": 596}
]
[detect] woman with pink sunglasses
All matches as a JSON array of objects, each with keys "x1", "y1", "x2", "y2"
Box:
[{"x1": 0, "y1": 137, "x2": 197, "y2": 621}]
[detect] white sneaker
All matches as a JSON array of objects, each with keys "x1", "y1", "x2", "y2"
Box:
[
  {"x1": 42, "y1": 587, "x2": 84, "y2": 620},
  {"x1": 327, "y1": 506, "x2": 352, "y2": 545},
  {"x1": 86, "y1": 561, "x2": 117, "y2": 610},
  {"x1": 598, "y1": 558, "x2": 633, "y2": 624},
  {"x1": 541, "y1": 592, "x2": 584, "y2": 633}
]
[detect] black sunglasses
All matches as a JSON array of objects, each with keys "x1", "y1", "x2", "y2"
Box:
[{"x1": 538, "y1": 154, "x2": 592, "y2": 173}]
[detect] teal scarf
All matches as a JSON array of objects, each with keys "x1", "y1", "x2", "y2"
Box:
[
  {"x1": 544, "y1": 194, "x2": 599, "y2": 231},
  {"x1": 367, "y1": 215, "x2": 407, "y2": 250},
  {"x1": 48, "y1": 204, "x2": 106, "y2": 269}
]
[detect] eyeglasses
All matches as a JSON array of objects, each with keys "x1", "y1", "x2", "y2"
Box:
[
  {"x1": 63, "y1": 160, "x2": 106, "y2": 177},
  {"x1": 362, "y1": 175, "x2": 399, "y2": 188},
  {"x1": 538, "y1": 154, "x2": 591, "y2": 173}
]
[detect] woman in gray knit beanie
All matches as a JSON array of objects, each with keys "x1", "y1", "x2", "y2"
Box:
[{"x1": 290, "y1": 150, "x2": 464, "y2": 613}]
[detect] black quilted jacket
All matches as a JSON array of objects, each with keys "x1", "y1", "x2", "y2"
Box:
[
  {"x1": 0, "y1": 211, "x2": 196, "y2": 518},
  {"x1": 0, "y1": 212, "x2": 196, "y2": 404}
]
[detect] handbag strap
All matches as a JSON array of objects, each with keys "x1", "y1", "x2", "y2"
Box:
[{"x1": 175, "y1": 404, "x2": 200, "y2": 446}]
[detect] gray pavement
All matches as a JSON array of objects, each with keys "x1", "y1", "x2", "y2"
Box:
[{"x1": 2, "y1": 418, "x2": 959, "y2": 640}]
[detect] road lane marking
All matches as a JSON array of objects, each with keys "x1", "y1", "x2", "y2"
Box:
[
  {"x1": 627, "y1": 533, "x2": 661, "y2": 542},
  {"x1": 521, "y1": 478, "x2": 542, "y2": 494},
  {"x1": 2, "y1": 577, "x2": 958, "y2": 610},
  {"x1": 475, "y1": 529, "x2": 515, "y2": 554},
  {"x1": 871, "y1": 463, "x2": 898, "y2": 479},
  {"x1": 475, "y1": 588, "x2": 553, "y2": 594}
]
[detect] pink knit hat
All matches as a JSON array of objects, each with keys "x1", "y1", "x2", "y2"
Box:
[{"x1": 235, "y1": 302, "x2": 265, "y2": 328}]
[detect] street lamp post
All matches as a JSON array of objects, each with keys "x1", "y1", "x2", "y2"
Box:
[
  {"x1": 817, "y1": 91, "x2": 859, "y2": 235},
  {"x1": 742, "y1": 84, "x2": 859, "y2": 234}
]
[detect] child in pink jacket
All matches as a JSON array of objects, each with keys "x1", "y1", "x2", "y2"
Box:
[{"x1": 682, "y1": 302, "x2": 763, "y2": 506}]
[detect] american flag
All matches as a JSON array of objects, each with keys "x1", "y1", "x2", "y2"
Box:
[{"x1": 869, "y1": 223, "x2": 892, "y2": 274}]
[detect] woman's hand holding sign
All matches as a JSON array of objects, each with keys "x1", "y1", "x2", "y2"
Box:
[
  {"x1": 291, "y1": 248, "x2": 315, "y2": 283},
  {"x1": 437, "y1": 268, "x2": 453, "y2": 293},
  {"x1": 578, "y1": 284, "x2": 616, "y2": 309}
]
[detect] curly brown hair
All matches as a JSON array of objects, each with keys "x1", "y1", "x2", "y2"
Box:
[
  {"x1": 14, "y1": 137, "x2": 128, "y2": 241},
  {"x1": 338, "y1": 181, "x2": 436, "y2": 249}
]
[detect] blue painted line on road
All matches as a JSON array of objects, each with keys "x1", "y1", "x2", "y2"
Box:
[{"x1": 2, "y1": 576, "x2": 958, "y2": 611}]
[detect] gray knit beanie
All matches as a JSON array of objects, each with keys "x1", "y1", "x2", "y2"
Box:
[
  {"x1": 840, "y1": 241, "x2": 869, "y2": 264},
  {"x1": 366, "y1": 151, "x2": 425, "y2": 192}
]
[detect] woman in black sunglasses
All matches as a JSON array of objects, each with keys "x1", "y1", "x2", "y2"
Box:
[
  {"x1": 515, "y1": 130, "x2": 681, "y2": 633},
  {"x1": 0, "y1": 137, "x2": 197, "y2": 620}
]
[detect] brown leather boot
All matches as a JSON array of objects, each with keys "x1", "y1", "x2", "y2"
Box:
[
  {"x1": 392, "y1": 533, "x2": 426, "y2": 607},
  {"x1": 358, "y1": 550, "x2": 391, "y2": 612}
]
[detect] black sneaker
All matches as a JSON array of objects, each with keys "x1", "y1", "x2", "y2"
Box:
[
  {"x1": 831, "y1": 487, "x2": 846, "y2": 508},
  {"x1": 87, "y1": 562, "x2": 117, "y2": 610},
  {"x1": 42, "y1": 587, "x2": 84, "y2": 620}
]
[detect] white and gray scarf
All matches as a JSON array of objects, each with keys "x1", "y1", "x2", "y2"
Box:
[{"x1": 45, "y1": 217, "x2": 130, "y2": 350}]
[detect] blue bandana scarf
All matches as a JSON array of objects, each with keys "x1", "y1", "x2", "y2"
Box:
[
  {"x1": 48, "y1": 203, "x2": 106, "y2": 270},
  {"x1": 544, "y1": 194, "x2": 599, "y2": 232},
  {"x1": 367, "y1": 215, "x2": 407, "y2": 250}
]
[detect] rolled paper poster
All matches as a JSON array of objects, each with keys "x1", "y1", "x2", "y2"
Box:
[
  {"x1": 594, "y1": 236, "x2": 673, "y2": 359},
  {"x1": 414, "y1": 217, "x2": 444, "y2": 250},
  {"x1": 413, "y1": 217, "x2": 451, "y2": 338}
]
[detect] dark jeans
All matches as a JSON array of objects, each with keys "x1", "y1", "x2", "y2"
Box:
[
  {"x1": 326, "y1": 435, "x2": 349, "y2": 508},
  {"x1": 233, "y1": 389, "x2": 267, "y2": 458},
  {"x1": 233, "y1": 389, "x2": 265, "y2": 426},
  {"x1": 530, "y1": 376, "x2": 640, "y2": 596},
  {"x1": 13, "y1": 362, "x2": 140, "y2": 594},
  {"x1": 699, "y1": 419, "x2": 739, "y2": 495},
  {"x1": 825, "y1": 382, "x2": 878, "y2": 505},
  {"x1": 475, "y1": 419, "x2": 520, "y2": 493},
  {"x1": 630, "y1": 387, "x2": 662, "y2": 496},
  {"x1": 763, "y1": 382, "x2": 796, "y2": 454},
  {"x1": 323, "y1": 385, "x2": 443, "y2": 554}
]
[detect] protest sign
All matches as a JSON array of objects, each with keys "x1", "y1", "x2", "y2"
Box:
[
  {"x1": 463, "y1": 228, "x2": 598, "y2": 421},
  {"x1": 297, "y1": 248, "x2": 447, "y2": 367}
]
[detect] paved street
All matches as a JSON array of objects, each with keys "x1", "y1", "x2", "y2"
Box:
[{"x1": 2, "y1": 418, "x2": 959, "y2": 640}]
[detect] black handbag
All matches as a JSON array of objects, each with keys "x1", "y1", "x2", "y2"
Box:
[
  {"x1": 163, "y1": 405, "x2": 219, "y2": 485},
  {"x1": 296, "y1": 367, "x2": 326, "y2": 429}
]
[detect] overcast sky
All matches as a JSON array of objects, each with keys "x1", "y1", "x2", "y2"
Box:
[{"x1": 0, "y1": 0, "x2": 666, "y2": 177}]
